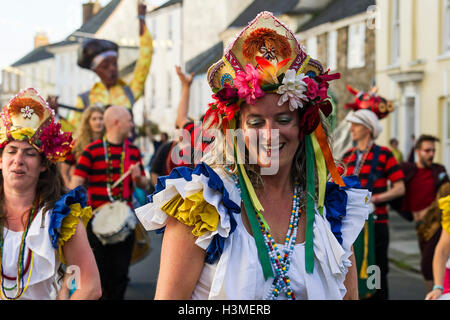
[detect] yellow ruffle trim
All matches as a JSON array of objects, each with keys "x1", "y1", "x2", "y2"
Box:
[
  {"x1": 58, "y1": 203, "x2": 93, "y2": 264},
  {"x1": 161, "y1": 191, "x2": 219, "y2": 237},
  {"x1": 438, "y1": 195, "x2": 450, "y2": 235}
]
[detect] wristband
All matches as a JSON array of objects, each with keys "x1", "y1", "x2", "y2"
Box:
[
  {"x1": 432, "y1": 285, "x2": 444, "y2": 291},
  {"x1": 138, "y1": 15, "x2": 146, "y2": 20}
]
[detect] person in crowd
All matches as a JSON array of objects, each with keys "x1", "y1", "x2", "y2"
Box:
[
  {"x1": 60, "y1": 105, "x2": 105, "y2": 187},
  {"x1": 67, "y1": 2, "x2": 153, "y2": 130},
  {"x1": 136, "y1": 11, "x2": 370, "y2": 300},
  {"x1": 342, "y1": 109, "x2": 405, "y2": 300},
  {"x1": 69, "y1": 105, "x2": 147, "y2": 300},
  {"x1": 389, "y1": 138, "x2": 403, "y2": 164},
  {"x1": 149, "y1": 65, "x2": 208, "y2": 186},
  {"x1": 398, "y1": 135, "x2": 449, "y2": 292},
  {"x1": 426, "y1": 191, "x2": 450, "y2": 300},
  {"x1": 0, "y1": 88, "x2": 100, "y2": 300}
]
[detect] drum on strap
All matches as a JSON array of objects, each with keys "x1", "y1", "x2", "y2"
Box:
[{"x1": 92, "y1": 201, "x2": 137, "y2": 245}]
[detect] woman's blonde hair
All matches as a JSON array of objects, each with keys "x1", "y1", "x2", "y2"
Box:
[{"x1": 72, "y1": 105, "x2": 105, "y2": 160}]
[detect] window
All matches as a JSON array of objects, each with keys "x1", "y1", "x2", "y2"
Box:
[
  {"x1": 391, "y1": 0, "x2": 400, "y2": 64},
  {"x1": 327, "y1": 31, "x2": 337, "y2": 70},
  {"x1": 444, "y1": 0, "x2": 450, "y2": 53},
  {"x1": 3, "y1": 71, "x2": 9, "y2": 92},
  {"x1": 306, "y1": 36, "x2": 317, "y2": 59},
  {"x1": 347, "y1": 23, "x2": 366, "y2": 69}
]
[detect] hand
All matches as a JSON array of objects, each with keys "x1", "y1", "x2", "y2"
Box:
[
  {"x1": 425, "y1": 288, "x2": 443, "y2": 300},
  {"x1": 47, "y1": 95, "x2": 59, "y2": 113},
  {"x1": 138, "y1": 1, "x2": 147, "y2": 16},
  {"x1": 370, "y1": 195, "x2": 380, "y2": 204},
  {"x1": 175, "y1": 65, "x2": 194, "y2": 88},
  {"x1": 130, "y1": 163, "x2": 142, "y2": 181}
]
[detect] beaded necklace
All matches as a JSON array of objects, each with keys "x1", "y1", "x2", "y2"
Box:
[
  {"x1": 227, "y1": 165, "x2": 301, "y2": 300},
  {"x1": 103, "y1": 137, "x2": 125, "y2": 201},
  {"x1": 0, "y1": 198, "x2": 39, "y2": 300},
  {"x1": 351, "y1": 141, "x2": 373, "y2": 176}
]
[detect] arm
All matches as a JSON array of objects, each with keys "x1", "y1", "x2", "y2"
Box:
[
  {"x1": 343, "y1": 246, "x2": 359, "y2": 300},
  {"x1": 425, "y1": 230, "x2": 450, "y2": 300},
  {"x1": 371, "y1": 180, "x2": 405, "y2": 204},
  {"x1": 59, "y1": 162, "x2": 72, "y2": 188},
  {"x1": 129, "y1": 2, "x2": 153, "y2": 101},
  {"x1": 155, "y1": 216, "x2": 205, "y2": 299},
  {"x1": 60, "y1": 222, "x2": 102, "y2": 300},
  {"x1": 130, "y1": 163, "x2": 148, "y2": 190},
  {"x1": 69, "y1": 176, "x2": 86, "y2": 190},
  {"x1": 175, "y1": 66, "x2": 194, "y2": 129}
]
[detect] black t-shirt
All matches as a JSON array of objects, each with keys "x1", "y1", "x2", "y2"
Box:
[{"x1": 150, "y1": 141, "x2": 175, "y2": 176}]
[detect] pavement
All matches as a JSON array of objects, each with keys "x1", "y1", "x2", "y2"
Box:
[{"x1": 388, "y1": 210, "x2": 422, "y2": 274}]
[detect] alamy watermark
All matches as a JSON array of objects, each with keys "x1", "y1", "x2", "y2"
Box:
[{"x1": 170, "y1": 122, "x2": 281, "y2": 175}]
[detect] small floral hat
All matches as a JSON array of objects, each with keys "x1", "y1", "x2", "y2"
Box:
[
  {"x1": 203, "y1": 12, "x2": 346, "y2": 277},
  {"x1": 0, "y1": 88, "x2": 73, "y2": 162}
]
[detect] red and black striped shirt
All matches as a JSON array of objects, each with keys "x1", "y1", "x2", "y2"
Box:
[
  {"x1": 342, "y1": 144, "x2": 404, "y2": 224},
  {"x1": 74, "y1": 139, "x2": 145, "y2": 210}
]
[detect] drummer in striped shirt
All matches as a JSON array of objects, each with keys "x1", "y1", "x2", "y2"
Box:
[{"x1": 70, "y1": 105, "x2": 148, "y2": 300}]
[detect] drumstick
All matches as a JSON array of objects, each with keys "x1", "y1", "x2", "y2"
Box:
[{"x1": 111, "y1": 168, "x2": 133, "y2": 189}]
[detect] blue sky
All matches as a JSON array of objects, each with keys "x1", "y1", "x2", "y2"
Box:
[{"x1": 0, "y1": 0, "x2": 166, "y2": 71}]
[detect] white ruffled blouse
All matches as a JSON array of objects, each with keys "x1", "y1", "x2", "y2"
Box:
[
  {"x1": 1, "y1": 209, "x2": 61, "y2": 300},
  {"x1": 136, "y1": 164, "x2": 371, "y2": 300}
]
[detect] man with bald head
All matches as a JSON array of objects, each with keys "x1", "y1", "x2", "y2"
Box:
[{"x1": 71, "y1": 105, "x2": 147, "y2": 300}]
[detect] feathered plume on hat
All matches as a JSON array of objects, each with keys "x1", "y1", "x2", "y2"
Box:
[{"x1": 0, "y1": 88, "x2": 73, "y2": 162}]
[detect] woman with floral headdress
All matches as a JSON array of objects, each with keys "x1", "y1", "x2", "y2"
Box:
[
  {"x1": 136, "y1": 12, "x2": 370, "y2": 300},
  {"x1": 0, "y1": 88, "x2": 101, "y2": 300}
]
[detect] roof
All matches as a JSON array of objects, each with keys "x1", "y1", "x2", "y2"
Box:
[
  {"x1": 12, "y1": 45, "x2": 54, "y2": 67},
  {"x1": 72, "y1": 0, "x2": 122, "y2": 37},
  {"x1": 298, "y1": 0, "x2": 375, "y2": 31},
  {"x1": 185, "y1": 42, "x2": 223, "y2": 75},
  {"x1": 228, "y1": 0, "x2": 300, "y2": 28},
  {"x1": 151, "y1": 0, "x2": 182, "y2": 13}
]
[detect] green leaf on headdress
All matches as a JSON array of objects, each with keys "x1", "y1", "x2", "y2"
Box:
[
  {"x1": 212, "y1": 88, "x2": 220, "y2": 94},
  {"x1": 34, "y1": 139, "x2": 41, "y2": 147},
  {"x1": 277, "y1": 73, "x2": 285, "y2": 84},
  {"x1": 260, "y1": 83, "x2": 280, "y2": 92}
]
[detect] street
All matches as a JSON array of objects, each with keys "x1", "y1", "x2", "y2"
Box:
[{"x1": 124, "y1": 230, "x2": 428, "y2": 300}]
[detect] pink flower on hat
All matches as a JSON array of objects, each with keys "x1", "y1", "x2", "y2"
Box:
[{"x1": 233, "y1": 64, "x2": 265, "y2": 105}]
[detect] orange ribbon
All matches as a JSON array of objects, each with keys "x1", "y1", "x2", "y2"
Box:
[{"x1": 313, "y1": 122, "x2": 346, "y2": 187}]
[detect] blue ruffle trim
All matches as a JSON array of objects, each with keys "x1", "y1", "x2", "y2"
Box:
[
  {"x1": 49, "y1": 186, "x2": 88, "y2": 249},
  {"x1": 148, "y1": 162, "x2": 241, "y2": 263},
  {"x1": 324, "y1": 175, "x2": 362, "y2": 245}
]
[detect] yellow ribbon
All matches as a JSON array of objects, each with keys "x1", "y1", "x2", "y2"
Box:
[
  {"x1": 359, "y1": 222, "x2": 369, "y2": 279},
  {"x1": 310, "y1": 133, "x2": 326, "y2": 215}
]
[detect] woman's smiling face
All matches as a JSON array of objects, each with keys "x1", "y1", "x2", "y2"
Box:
[{"x1": 240, "y1": 93, "x2": 300, "y2": 172}]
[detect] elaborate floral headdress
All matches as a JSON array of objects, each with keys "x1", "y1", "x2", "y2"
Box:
[
  {"x1": 204, "y1": 12, "x2": 346, "y2": 277},
  {"x1": 345, "y1": 85, "x2": 394, "y2": 119},
  {"x1": 0, "y1": 88, "x2": 73, "y2": 162}
]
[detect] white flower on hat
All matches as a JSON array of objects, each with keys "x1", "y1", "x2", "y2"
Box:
[
  {"x1": 20, "y1": 106, "x2": 34, "y2": 119},
  {"x1": 277, "y1": 69, "x2": 308, "y2": 111}
]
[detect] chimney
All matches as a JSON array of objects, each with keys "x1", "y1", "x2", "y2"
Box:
[
  {"x1": 34, "y1": 31, "x2": 49, "y2": 48},
  {"x1": 82, "y1": 0, "x2": 102, "y2": 24}
]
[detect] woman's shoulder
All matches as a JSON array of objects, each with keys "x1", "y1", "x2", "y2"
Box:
[
  {"x1": 47, "y1": 187, "x2": 92, "y2": 264},
  {"x1": 136, "y1": 162, "x2": 241, "y2": 263}
]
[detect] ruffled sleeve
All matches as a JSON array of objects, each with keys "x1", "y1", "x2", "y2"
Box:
[
  {"x1": 48, "y1": 186, "x2": 93, "y2": 264},
  {"x1": 135, "y1": 162, "x2": 241, "y2": 263},
  {"x1": 324, "y1": 175, "x2": 371, "y2": 252},
  {"x1": 438, "y1": 195, "x2": 450, "y2": 235}
]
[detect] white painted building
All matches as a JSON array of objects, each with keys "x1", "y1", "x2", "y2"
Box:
[{"x1": 1, "y1": 0, "x2": 143, "y2": 119}]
